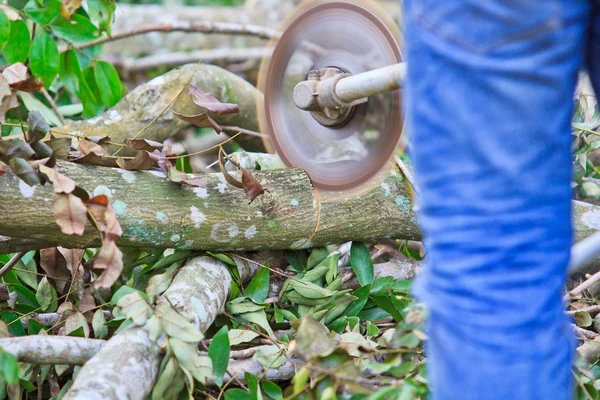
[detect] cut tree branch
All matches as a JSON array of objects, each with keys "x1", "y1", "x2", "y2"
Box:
[
  {"x1": 64, "y1": 255, "x2": 258, "y2": 399},
  {"x1": 0, "y1": 159, "x2": 420, "y2": 250},
  {"x1": 61, "y1": 63, "x2": 265, "y2": 153}
]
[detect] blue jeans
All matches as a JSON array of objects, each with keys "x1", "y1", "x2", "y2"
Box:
[{"x1": 404, "y1": 1, "x2": 600, "y2": 398}]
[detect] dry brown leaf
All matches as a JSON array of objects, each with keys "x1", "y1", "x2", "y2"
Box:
[
  {"x1": 60, "y1": 0, "x2": 81, "y2": 20},
  {"x1": 0, "y1": 138, "x2": 36, "y2": 161},
  {"x1": 218, "y1": 147, "x2": 243, "y2": 189},
  {"x1": 165, "y1": 164, "x2": 205, "y2": 187},
  {"x1": 0, "y1": 92, "x2": 18, "y2": 123},
  {"x1": 3, "y1": 63, "x2": 43, "y2": 92},
  {"x1": 241, "y1": 168, "x2": 265, "y2": 203},
  {"x1": 53, "y1": 193, "x2": 88, "y2": 235},
  {"x1": 86, "y1": 195, "x2": 123, "y2": 239},
  {"x1": 171, "y1": 110, "x2": 222, "y2": 134},
  {"x1": 116, "y1": 151, "x2": 155, "y2": 171},
  {"x1": 0, "y1": 162, "x2": 6, "y2": 177},
  {"x1": 78, "y1": 288, "x2": 95, "y2": 314},
  {"x1": 78, "y1": 140, "x2": 107, "y2": 156},
  {"x1": 189, "y1": 85, "x2": 240, "y2": 115},
  {"x1": 0, "y1": 75, "x2": 12, "y2": 102},
  {"x1": 40, "y1": 248, "x2": 72, "y2": 293},
  {"x1": 124, "y1": 138, "x2": 164, "y2": 152},
  {"x1": 39, "y1": 164, "x2": 76, "y2": 193},
  {"x1": 218, "y1": 148, "x2": 265, "y2": 202},
  {"x1": 93, "y1": 239, "x2": 123, "y2": 289},
  {"x1": 45, "y1": 138, "x2": 71, "y2": 160},
  {"x1": 72, "y1": 140, "x2": 117, "y2": 167},
  {"x1": 57, "y1": 247, "x2": 84, "y2": 277}
]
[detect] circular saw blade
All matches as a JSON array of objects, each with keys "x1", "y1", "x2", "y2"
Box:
[{"x1": 258, "y1": 0, "x2": 403, "y2": 191}]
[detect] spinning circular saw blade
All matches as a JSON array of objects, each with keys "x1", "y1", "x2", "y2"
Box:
[{"x1": 258, "y1": 0, "x2": 404, "y2": 191}]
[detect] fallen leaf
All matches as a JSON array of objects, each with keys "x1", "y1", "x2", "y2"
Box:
[
  {"x1": 0, "y1": 138, "x2": 35, "y2": 161},
  {"x1": 86, "y1": 195, "x2": 123, "y2": 239},
  {"x1": 124, "y1": 138, "x2": 164, "y2": 152},
  {"x1": 57, "y1": 247, "x2": 85, "y2": 277},
  {"x1": 31, "y1": 141, "x2": 53, "y2": 159},
  {"x1": 9, "y1": 157, "x2": 41, "y2": 186},
  {"x1": 0, "y1": 92, "x2": 18, "y2": 123},
  {"x1": 0, "y1": 162, "x2": 6, "y2": 176},
  {"x1": 171, "y1": 110, "x2": 221, "y2": 134},
  {"x1": 166, "y1": 165, "x2": 205, "y2": 187},
  {"x1": 0, "y1": 75, "x2": 12, "y2": 102},
  {"x1": 241, "y1": 168, "x2": 265, "y2": 203},
  {"x1": 39, "y1": 164, "x2": 76, "y2": 193},
  {"x1": 60, "y1": 0, "x2": 81, "y2": 21},
  {"x1": 39, "y1": 247, "x2": 71, "y2": 293},
  {"x1": 72, "y1": 139, "x2": 117, "y2": 167},
  {"x1": 65, "y1": 312, "x2": 89, "y2": 337},
  {"x1": 45, "y1": 137, "x2": 71, "y2": 159},
  {"x1": 116, "y1": 151, "x2": 155, "y2": 171},
  {"x1": 218, "y1": 148, "x2": 243, "y2": 189},
  {"x1": 53, "y1": 193, "x2": 88, "y2": 235},
  {"x1": 93, "y1": 239, "x2": 123, "y2": 289},
  {"x1": 189, "y1": 85, "x2": 240, "y2": 115},
  {"x1": 78, "y1": 288, "x2": 95, "y2": 314},
  {"x1": 3, "y1": 63, "x2": 43, "y2": 92},
  {"x1": 78, "y1": 140, "x2": 106, "y2": 156},
  {"x1": 27, "y1": 110, "x2": 50, "y2": 143}
]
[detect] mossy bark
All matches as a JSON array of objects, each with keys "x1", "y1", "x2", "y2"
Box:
[
  {"x1": 63, "y1": 64, "x2": 264, "y2": 152},
  {"x1": 0, "y1": 159, "x2": 420, "y2": 250},
  {"x1": 64, "y1": 256, "x2": 257, "y2": 400}
]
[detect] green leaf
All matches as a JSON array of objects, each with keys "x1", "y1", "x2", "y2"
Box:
[
  {"x1": 24, "y1": 0, "x2": 61, "y2": 25},
  {"x1": 286, "y1": 250, "x2": 307, "y2": 272},
  {"x1": 228, "y1": 329, "x2": 259, "y2": 346},
  {"x1": 51, "y1": 14, "x2": 99, "y2": 44},
  {"x1": 252, "y1": 345, "x2": 286, "y2": 369},
  {"x1": 145, "y1": 271, "x2": 173, "y2": 303},
  {"x1": 29, "y1": 33, "x2": 59, "y2": 88},
  {"x1": 110, "y1": 286, "x2": 148, "y2": 305},
  {"x1": 261, "y1": 381, "x2": 282, "y2": 400},
  {"x1": 92, "y1": 309, "x2": 108, "y2": 339},
  {"x1": 170, "y1": 338, "x2": 213, "y2": 385},
  {"x1": 239, "y1": 310, "x2": 275, "y2": 339},
  {"x1": 35, "y1": 277, "x2": 57, "y2": 312},
  {"x1": 82, "y1": 66, "x2": 101, "y2": 105},
  {"x1": 372, "y1": 296, "x2": 403, "y2": 322},
  {"x1": 59, "y1": 49, "x2": 81, "y2": 95},
  {"x1": 19, "y1": 92, "x2": 63, "y2": 126},
  {"x1": 208, "y1": 326, "x2": 229, "y2": 387},
  {"x1": 289, "y1": 280, "x2": 334, "y2": 299},
  {"x1": 244, "y1": 266, "x2": 269, "y2": 303},
  {"x1": 0, "y1": 9, "x2": 10, "y2": 51},
  {"x1": 294, "y1": 317, "x2": 336, "y2": 360},
  {"x1": 4, "y1": 20, "x2": 30, "y2": 64},
  {"x1": 87, "y1": 0, "x2": 116, "y2": 35},
  {"x1": 350, "y1": 242, "x2": 374, "y2": 286},
  {"x1": 225, "y1": 389, "x2": 254, "y2": 400},
  {"x1": 0, "y1": 312, "x2": 25, "y2": 336},
  {"x1": 345, "y1": 284, "x2": 371, "y2": 316},
  {"x1": 155, "y1": 301, "x2": 204, "y2": 343},
  {"x1": 307, "y1": 248, "x2": 328, "y2": 269},
  {"x1": 14, "y1": 251, "x2": 38, "y2": 290},
  {"x1": 93, "y1": 61, "x2": 121, "y2": 108},
  {"x1": 0, "y1": 348, "x2": 19, "y2": 385}
]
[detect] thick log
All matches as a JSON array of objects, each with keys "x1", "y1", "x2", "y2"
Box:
[
  {"x1": 64, "y1": 255, "x2": 257, "y2": 399},
  {"x1": 63, "y1": 64, "x2": 265, "y2": 153},
  {"x1": 0, "y1": 159, "x2": 420, "y2": 250}
]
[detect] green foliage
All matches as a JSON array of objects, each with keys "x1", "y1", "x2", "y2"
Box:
[
  {"x1": 0, "y1": 10, "x2": 10, "y2": 51},
  {"x1": 29, "y1": 33, "x2": 59, "y2": 88},
  {"x1": 208, "y1": 326, "x2": 230, "y2": 387},
  {"x1": 4, "y1": 20, "x2": 29, "y2": 64}
]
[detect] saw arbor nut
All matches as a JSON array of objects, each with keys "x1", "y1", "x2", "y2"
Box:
[{"x1": 293, "y1": 67, "x2": 367, "y2": 127}]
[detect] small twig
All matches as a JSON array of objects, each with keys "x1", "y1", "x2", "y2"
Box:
[
  {"x1": 198, "y1": 345, "x2": 263, "y2": 359},
  {"x1": 165, "y1": 133, "x2": 242, "y2": 160},
  {"x1": 0, "y1": 251, "x2": 25, "y2": 278},
  {"x1": 569, "y1": 305, "x2": 600, "y2": 315},
  {"x1": 74, "y1": 22, "x2": 279, "y2": 51},
  {"x1": 41, "y1": 88, "x2": 67, "y2": 125},
  {"x1": 394, "y1": 155, "x2": 418, "y2": 195},
  {"x1": 566, "y1": 269, "x2": 600, "y2": 301},
  {"x1": 221, "y1": 126, "x2": 267, "y2": 138}
]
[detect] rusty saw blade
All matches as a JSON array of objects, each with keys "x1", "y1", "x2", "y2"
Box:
[{"x1": 258, "y1": 0, "x2": 403, "y2": 191}]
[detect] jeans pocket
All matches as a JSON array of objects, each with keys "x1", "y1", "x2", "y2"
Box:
[{"x1": 405, "y1": 0, "x2": 562, "y2": 54}]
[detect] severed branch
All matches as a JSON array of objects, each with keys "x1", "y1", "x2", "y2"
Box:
[{"x1": 75, "y1": 21, "x2": 279, "y2": 51}]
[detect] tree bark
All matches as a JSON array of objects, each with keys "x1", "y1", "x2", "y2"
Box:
[
  {"x1": 0, "y1": 159, "x2": 419, "y2": 250},
  {"x1": 63, "y1": 63, "x2": 265, "y2": 153},
  {"x1": 64, "y1": 255, "x2": 257, "y2": 399}
]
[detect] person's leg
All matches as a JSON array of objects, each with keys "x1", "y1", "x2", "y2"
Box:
[{"x1": 403, "y1": 1, "x2": 590, "y2": 398}]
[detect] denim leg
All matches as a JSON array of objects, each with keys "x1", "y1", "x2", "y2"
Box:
[{"x1": 403, "y1": 0, "x2": 590, "y2": 398}]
